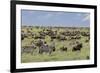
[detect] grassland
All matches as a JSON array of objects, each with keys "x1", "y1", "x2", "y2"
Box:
[{"x1": 21, "y1": 26, "x2": 90, "y2": 63}]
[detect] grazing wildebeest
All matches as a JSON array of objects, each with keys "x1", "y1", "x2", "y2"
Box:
[
  {"x1": 81, "y1": 32, "x2": 90, "y2": 37},
  {"x1": 85, "y1": 37, "x2": 90, "y2": 42},
  {"x1": 72, "y1": 43, "x2": 83, "y2": 51},
  {"x1": 39, "y1": 31, "x2": 46, "y2": 36},
  {"x1": 46, "y1": 30, "x2": 57, "y2": 37},
  {"x1": 57, "y1": 35, "x2": 67, "y2": 41},
  {"x1": 60, "y1": 46, "x2": 67, "y2": 52},
  {"x1": 21, "y1": 45, "x2": 36, "y2": 55},
  {"x1": 50, "y1": 35, "x2": 57, "y2": 40},
  {"x1": 68, "y1": 36, "x2": 81, "y2": 40}
]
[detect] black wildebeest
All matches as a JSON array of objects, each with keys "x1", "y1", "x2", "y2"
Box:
[{"x1": 72, "y1": 43, "x2": 83, "y2": 51}]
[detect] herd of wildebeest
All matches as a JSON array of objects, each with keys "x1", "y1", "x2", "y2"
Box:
[{"x1": 21, "y1": 26, "x2": 90, "y2": 62}]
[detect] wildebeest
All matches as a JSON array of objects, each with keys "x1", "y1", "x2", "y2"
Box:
[
  {"x1": 60, "y1": 46, "x2": 67, "y2": 52},
  {"x1": 81, "y1": 32, "x2": 90, "y2": 37},
  {"x1": 72, "y1": 43, "x2": 83, "y2": 51},
  {"x1": 21, "y1": 45, "x2": 36, "y2": 55},
  {"x1": 46, "y1": 30, "x2": 57, "y2": 37},
  {"x1": 34, "y1": 32, "x2": 45, "y2": 39},
  {"x1": 39, "y1": 31, "x2": 46, "y2": 36},
  {"x1": 85, "y1": 37, "x2": 90, "y2": 42},
  {"x1": 57, "y1": 35, "x2": 67, "y2": 41},
  {"x1": 60, "y1": 30, "x2": 81, "y2": 36}
]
